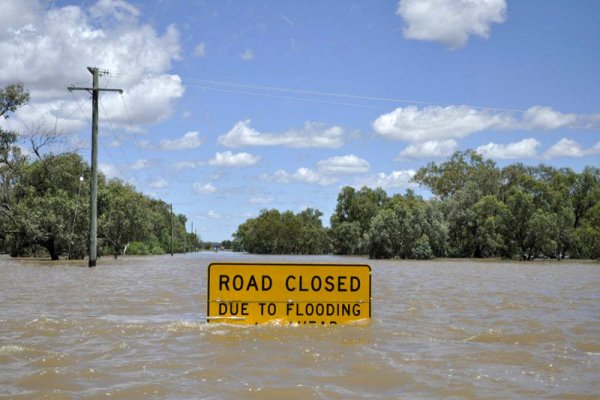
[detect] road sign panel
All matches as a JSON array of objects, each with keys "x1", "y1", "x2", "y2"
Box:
[{"x1": 207, "y1": 263, "x2": 371, "y2": 325}]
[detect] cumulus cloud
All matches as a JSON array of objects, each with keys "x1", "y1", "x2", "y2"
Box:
[
  {"x1": 207, "y1": 151, "x2": 260, "y2": 167},
  {"x1": 476, "y1": 138, "x2": 541, "y2": 159},
  {"x1": 373, "y1": 105, "x2": 596, "y2": 143},
  {"x1": 149, "y1": 177, "x2": 168, "y2": 189},
  {"x1": 261, "y1": 168, "x2": 337, "y2": 186},
  {"x1": 172, "y1": 161, "x2": 198, "y2": 171},
  {"x1": 193, "y1": 42, "x2": 206, "y2": 57},
  {"x1": 396, "y1": 139, "x2": 458, "y2": 159},
  {"x1": 260, "y1": 154, "x2": 371, "y2": 187},
  {"x1": 544, "y1": 138, "x2": 600, "y2": 159},
  {"x1": 372, "y1": 105, "x2": 513, "y2": 142},
  {"x1": 248, "y1": 196, "x2": 274, "y2": 205},
  {"x1": 193, "y1": 182, "x2": 217, "y2": 194},
  {"x1": 159, "y1": 131, "x2": 203, "y2": 150},
  {"x1": 240, "y1": 49, "x2": 254, "y2": 61},
  {"x1": 0, "y1": 0, "x2": 183, "y2": 135},
  {"x1": 522, "y1": 106, "x2": 577, "y2": 130},
  {"x1": 397, "y1": 0, "x2": 507, "y2": 49},
  {"x1": 218, "y1": 120, "x2": 346, "y2": 148},
  {"x1": 99, "y1": 163, "x2": 120, "y2": 179},
  {"x1": 356, "y1": 170, "x2": 417, "y2": 190},
  {"x1": 131, "y1": 159, "x2": 149, "y2": 170},
  {"x1": 316, "y1": 155, "x2": 370, "y2": 174}
]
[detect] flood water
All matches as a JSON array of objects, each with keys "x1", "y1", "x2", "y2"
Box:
[{"x1": 1, "y1": 253, "x2": 598, "y2": 399}]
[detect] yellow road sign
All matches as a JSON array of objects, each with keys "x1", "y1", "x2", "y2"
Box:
[{"x1": 207, "y1": 263, "x2": 371, "y2": 325}]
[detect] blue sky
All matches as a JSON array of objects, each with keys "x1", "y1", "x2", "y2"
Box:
[{"x1": 1, "y1": 0, "x2": 599, "y2": 241}]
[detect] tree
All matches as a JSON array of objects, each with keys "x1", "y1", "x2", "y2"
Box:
[
  {"x1": 329, "y1": 221, "x2": 362, "y2": 255},
  {"x1": 573, "y1": 202, "x2": 600, "y2": 259},
  {"x1": 9, "y1": 153, "x2": 90, "y2": 259},
  {"x1": 365, "y1": 208, "x2": 398, "y2": 259},
  {"x1": 472, "y1": 195, "x2": 509, "y2": 257},
  {"x1": 0, "y1": 83, "x2": 30, "y2": 252},
  {"x1": 231, "y1": 208, "x2": 329, "y2": 254},
  {"x1": 330, "y1": 186, "x2": 387, "y2": 254},
  {"x1": 413, "y1": 150, "x2": 499, "y2": 200},
  {"x1": 98, "y1": 179, "x2": 151, "y2": 258}
]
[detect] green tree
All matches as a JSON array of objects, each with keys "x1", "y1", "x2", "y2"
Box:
[
  {"x1": 472, "y1": 195, "x2": 509, "y2": 257},
  {"x1": 413, "y1": 150, "x2": 500, "y2": 200},
  {"x1": 98, "y1": 180, "x2": 151, "y2": 258},
  {"x1": 231, "y1": 208, "x2": 329, "y2": 254},
  {"x1": 0, "y1": 83, "x2": 30, "y2": 253},
  {"x1": 573, "y1": 202, "x2": 600, "y2": 259},
  {"x1": 365, "y1": 208, "x2": 399, "y2": 259},
  {"x1": 9, "y1": 153, "x2": 90, "y2": 259},
  {"x1": 330, "y1": 186, "x2": 387, "y2": 254},
  {"x1": 329, "y1": 221, "x2": 362, "y2": 255}
]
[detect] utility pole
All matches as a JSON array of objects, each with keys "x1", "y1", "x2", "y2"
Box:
[
  {"x1": 191, "y1": 221, "x2": 194, "y2": 252},
  {"x1": 68, "y1": 67, "x2": 122, "y2": 267},
  {"x1": 170, "y1": 203, "x2": 174, "y2": 256}
]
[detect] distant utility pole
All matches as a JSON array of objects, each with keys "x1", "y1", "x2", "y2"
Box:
[
  {"x1": 191, "y1": 221, "x2": 194, "y2": 252},
  {"x1": 183, "y1": 221, "x2": 187, "y2": 254},
  {"x1": 68, "y1": 67, "x2": 122, "y2": 268},
  {"x1": 170, "y1": 203, "x2": 174, "y2": 256}
]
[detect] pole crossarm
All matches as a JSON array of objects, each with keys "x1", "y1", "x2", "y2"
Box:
[{"x1": 68, "y1": 87, "x2": 123, "y2": 94}]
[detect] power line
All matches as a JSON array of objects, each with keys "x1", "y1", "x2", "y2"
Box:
[
  {"x1": 106, "y1": 69, "x2": 527, "y2": 113},
  {"x1": 119, "y1": 93, "x2": 156, "y2": 190},
  {"x1": 99, "y1": 98, "x2": 144, "y2": 191},
  {"x1": 69, "y1": 92, "x2": 128, "y2": 181},
  {"x1": 183, "y1": 83, "x2": 387, "y2": 110}
]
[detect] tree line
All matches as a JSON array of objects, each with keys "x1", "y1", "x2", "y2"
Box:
[
  {"x1": 233, "y1": 151, "x2": 600, "y2": 260},
  {"x1": 0, "y1": 83, "x2": 200, "y2": 260}
]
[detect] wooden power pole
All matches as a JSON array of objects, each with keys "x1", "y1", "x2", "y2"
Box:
[{"x1": 68, "y1": 67, "x2": 122, "y2": 267}]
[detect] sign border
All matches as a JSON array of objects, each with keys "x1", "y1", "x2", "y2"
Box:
[{"x1": 206, "y1": 262, "x2": 372, "y2": 323}]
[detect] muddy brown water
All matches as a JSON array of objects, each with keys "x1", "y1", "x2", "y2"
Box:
[{"x1": 1, "y1": 253, "x2": 598, "y2": 399}]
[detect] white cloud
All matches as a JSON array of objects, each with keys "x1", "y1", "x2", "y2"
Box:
[
  {"x1": 522, "y1": 106, "x2": 577, "y2": 130},
  {"x1": 159, "y1": 131, "x2": 202, "y2": 150},
  {"x1": 476, "y1": 138, "x2": 541, "y2": 159},
  {"x1": 373, "y1": 105, "x2": 596, "y2": 143},
  {"x1": 0, "y1": 0, "x2": 184, "y2": 134},
  {"x1": 248, "y1": 196, "x2": 274, "y2": 205},
  {"x1": 193, "y1": 42, "x2": 206, "y2": 57},
  {"x1": 259, "y1": 155, "x2": 370, "y2": 188},
  {"x1": 316, "y1": 155, "x2": 370, "y2": 174},
  {"x1": 397, "y1": 0, "x2": 507, "y2": 49},
  {"x1": 149, "y1": 177, "x2": 168, "y2": 189},
  {"x1": 207, "y1": 210, "x2": 220, "y2": 218},
  {"x1": 207, "y1": 151, "x2": 260, "y2": 167},
  {"x1": 357, "y1": 170, "x2": 417, "y2": 190},
  {"x1": 544, "y1": 138, "x2": 600, "y2": 159},
  {"x1": 373, "y1": 105, "x2": 513, "y2": 142},
  {"x1": 397, "y1": 139, "x2": 458, "y2": 159},
  {"x1": 131, "y1": 158, "x2": 149, "y2": 170},
  {"x1": 218, "y1": 120, "x2": 346, "y2": 148},
  {"x1": 89, "y1": 0, "x2": 140, "y2": 20},
  {"x1": 240, "y1": 48, "x2": 254, "y2": 61},
  {"x1": 99, "y1": 163, "x2": 120, "y2": 179},
  {"x1": 193, "y1": 182, "x2": 217, "y2": 194},
  {"x1": 261, "y1": 168, "x2": 337, "y2": 186},
  {"x1": 172, "y1": 161, "x2": 197, "y2": 171}
]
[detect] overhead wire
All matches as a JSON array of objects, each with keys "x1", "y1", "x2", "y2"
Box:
[
  {"x1": 99, "y1": 98, "x2": 144, "y2": 191},
  {"x1": 119, "y1": 93, "x2": 156, "y2": 190},
  {"x1": 69, "y1": 91, "x2": 128, "y2": 181},
  {"x1": 105, "y1": 69, "x2": 527, "y2": 113}
]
